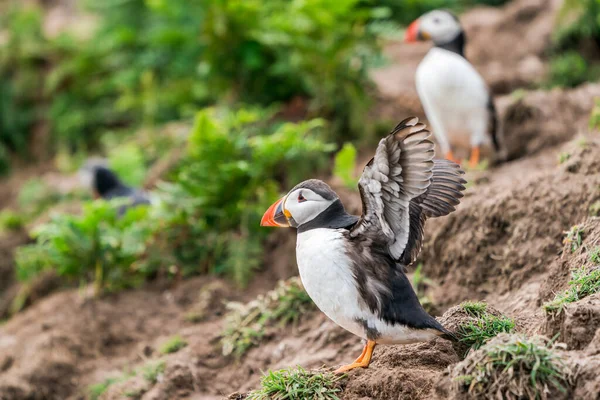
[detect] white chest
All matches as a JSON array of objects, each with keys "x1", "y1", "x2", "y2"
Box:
[
  {"x1": 417, "y1": 49, "x2": 488, "y2": 110},
  {"x1": 295, "y1": 228, "x2": 367, "y2": 338}
]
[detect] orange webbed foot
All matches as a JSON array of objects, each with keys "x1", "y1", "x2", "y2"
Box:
[{"x1": 334, "y1": 340, "x2": 376, "y2": 374}]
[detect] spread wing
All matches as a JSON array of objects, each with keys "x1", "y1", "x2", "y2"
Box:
[
  {"x1": 349, "y1": 117, "x2": 434, "y2": 259},
  {"x1": 349, "y1": 117, "x2": 466, "y2": 263},
  {"x1": 398, "y1": 159, "x2": 466, "y2": 265}
]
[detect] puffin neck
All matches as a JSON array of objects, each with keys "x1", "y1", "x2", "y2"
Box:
[
  {"x1": 435, "y1": 30, "x2": 466, "y2": 57},
  {"x1": 297, "y1": 199, "x2": 359, "y2": 233}
]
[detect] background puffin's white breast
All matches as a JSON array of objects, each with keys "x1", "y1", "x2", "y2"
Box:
[
  {"x1": 296, "y1": 228, "x2": 368, "y2": 339},
  {"x1": 416, "y1": 48, "x2": 490, "y2": 146}
]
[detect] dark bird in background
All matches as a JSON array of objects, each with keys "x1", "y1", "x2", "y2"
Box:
[
  {"x1": 405, "y1": 9, "x2": 507, "y2": 167},
  {"x1": 261, "y1": 117, "x2": 466, "y2": 373},
  {"x1": 79, "y1": 161, "x2": 151, "y2": 213}
]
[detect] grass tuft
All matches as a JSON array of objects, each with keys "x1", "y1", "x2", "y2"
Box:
[
  {"x1": 452, "y1": 334, "x2": 573, "y2": 399},
  {"x1": 159, "y1": 335, "x2": 187, "y2": 354},
  {"x1": 461, "y1": 301, "x2": 488, "y2": 317},
  {"x1": 141, "y1": 360, "x2": 166, "y2": 383},
  {"x1": 247, "y1": 367, "x2": 345, "y2": 400},
  {"x1": 221, "y1": 277, "x2": 314, "y2": 357},
  {"x1": 543, "y1": 265, "x2": 600, "y2": 314},
  {"x1": 457, "y1": 301, "x2": 515, "y2": 352},
  {"x1": 563, "y1": 224, "x2": 584, "y2": 253}
]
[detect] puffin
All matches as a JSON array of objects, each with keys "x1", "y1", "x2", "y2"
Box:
[
  {"x1": 79, "y1": 161, "x2": 151, "y2": 213},
  {"x1": 405, "y1": 9, "x2": 506, "y2": 167},
  {"x1": 261, "y1": 117, "x2": 466, "y2": 373}
]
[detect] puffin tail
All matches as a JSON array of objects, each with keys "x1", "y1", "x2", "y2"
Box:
[{"x1": 439, "y1": 329, "x2": 459, "y2": 342}]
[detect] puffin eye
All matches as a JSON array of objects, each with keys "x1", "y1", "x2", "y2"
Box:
[{"x1": 298, "y1": 193, "x2": 306, "y2": 203}]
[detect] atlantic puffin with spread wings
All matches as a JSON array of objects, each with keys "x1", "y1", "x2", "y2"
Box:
[
  {"x1": 405, "y1": 9, "x2": 506, "y2": 167},
  {"x1": 261, "y1": 117, "x2": 466, "y2": 373}
]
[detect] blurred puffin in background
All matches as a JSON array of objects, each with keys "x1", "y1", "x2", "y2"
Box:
[
  {"x1": 261, "y1": 117, "x2": 465, "y2": 373},
  {"x1": 405, "y1": 9, "x2": 507, "y2": 167},
  {"x1": 79, "y1": 160, "x2": 151, "y2": 213}
]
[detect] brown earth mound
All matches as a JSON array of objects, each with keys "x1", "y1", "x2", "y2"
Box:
[{"x1": 420, "y1": 134, "x2": 600, "y2": 310}]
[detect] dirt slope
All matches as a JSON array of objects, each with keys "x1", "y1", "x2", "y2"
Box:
[{"x1": 2, "y1": 1, "x2": 600, "y2": 399}]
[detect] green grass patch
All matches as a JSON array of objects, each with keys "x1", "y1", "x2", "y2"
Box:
[
  {"x1": 159, "y1": 335, "x2": 187, "y2": 355},
  {"x1": 141, "y1": 360, "x2": 166, "y2": 383},
  {"x1": 458, "y1": 301, "x2": 515, "y2": 352},
  {"x1": 563, "y1": 224, "x2": 584, "y2": 253},
  {"x1": 221, "y1": 277, "x2": 314, "y2": 357},
  {"x1": 247, "y1": 366, "x2": 345, "y2": 400},
  {"x1": 558, "y1": 152, "x2": 571, "y2": 164},
  {"x1": 452, "y1": 334, "x2": 573, "y2": 399},
  {"x1": 461, "y1": 301, "x2": 488, "y2": 317},
  {"x1": 88, "y1": 378, "x2": 119, "y2": 400},
  {"x1": 543, "y1": 265, "x2": 600, "y2": 313},
  {"x1": 0, "y1": 210, "x2": 25, "y2": 232}
]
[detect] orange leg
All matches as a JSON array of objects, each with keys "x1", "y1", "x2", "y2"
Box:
[
  {"x1": 334, "y1": 340, "x2": 377, "y2": 374},
  {"x1": 469, "y1": 146, "x2": 480, "y2": 168},
  {"x1": 445, "y1": 151, "x2": 460, "y2": 164}
]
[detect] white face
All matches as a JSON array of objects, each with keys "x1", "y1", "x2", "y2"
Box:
[
  {"x1": 419, "y1": 10, "x2": 462, "y2": 45},
  {"x1": 283, "y1": 188, "x2": 335, "y2": 227}
]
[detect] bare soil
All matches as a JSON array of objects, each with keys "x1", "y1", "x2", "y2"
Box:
[{"x1": 2, "y1": 0, "x2": 600, "y2": 399}]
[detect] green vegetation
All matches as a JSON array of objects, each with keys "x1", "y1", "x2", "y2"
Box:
[
  {"x1": 545, "y1": 0, "x2": 600, "y2": 88},
  {"x1": 452, "y1": 334, "x2": 572, "y2": 399},
  {"x1": 153, "y1": 108, "x2": 333, "y2": 285},
  {"x1": 159, "y1": 335, "x2": 187, "y2": 355},
  {"x1": 15, "y1": 200, "x2": 153, "y2": 293},
  {"x1": 547, "y1": 51, "x2": 597, "y2": 88},
  {"x1": 591, "y1": 246, "x2": 600, "y2": 264},
  {"x1": 558, "y1": 152, "x2": 571, "y2": 164},
  {"x1": 89, "y1": 377, "x2": 120, "y2": 400},
  {"x1": 458, "y1": 301, "x2": 515, "y2": 351},
  {"x1": 247, "y1": 367, "x2": 345, "y2": 400},
  {"x1": 0, "y1": 210, "x2": 26, "y2": 232},
  {"x1": 589, "y1": 201, "x2": 600, "y2": 217},
  {"x1": 461, "y1": 301, "x2": 489, "y2": 317},
  {"x1": 590, "y1": 99, "x2": 600, "y2": 130},
  {"x1": 563, "y1": 224, "x2": 584, "y2": 253},
  {"x1": 15, "y1": 108, "x2": 334, "y2": 292},
  {"x1": 88, "y1": 361, "x2": 164, "y2": 399},
  {"x1": 333, "y1": 143, "x2": 359, "y2": 189},
  {"x1": 141, "y1": 360, "x2": 166, "y2": 383},
  {"x1": 0, "y1": 0, "x2": 387, "y2": 176},
  {"x1": 543, "y1": 265, "x2": 600, "y2": 313},
  {"x1": 221, "y1": 277, "x2": 314, "y2": 357}
]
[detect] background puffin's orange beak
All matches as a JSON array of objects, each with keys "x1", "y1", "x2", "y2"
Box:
[
  {"x1": 405, "y1": 20, "x2": 420, "y2": 42},
  {"x1": 260, "y1": 197, "x2": 290, "y2": 227}
]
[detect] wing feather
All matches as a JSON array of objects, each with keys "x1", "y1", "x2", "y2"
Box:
[
  {"x1": 398, "y1": 158, "x2": 467, "y2": 265},
  {"x1": 350, "y1": 117, "x2": 436, "y2": 260}
]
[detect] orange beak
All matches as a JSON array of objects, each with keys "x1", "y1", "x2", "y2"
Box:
[
  {"x1": 405, "y1": 20, "x2": 421, "y2": 43},
  {"x1": 260, "y1": 197, "x2": 290, "y2": 227}
]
